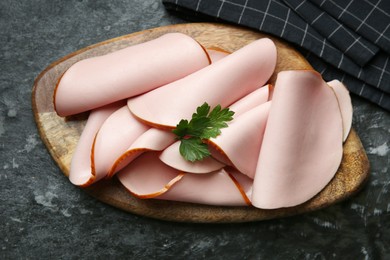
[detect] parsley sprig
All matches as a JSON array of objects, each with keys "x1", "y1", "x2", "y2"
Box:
[{"x1": 172, "y1": 102, "x2": 234, "y2": 162}]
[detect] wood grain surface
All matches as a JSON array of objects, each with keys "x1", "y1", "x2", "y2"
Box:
[{"x1": 32, "y1": 23, "x2": 370, "y2": 223}]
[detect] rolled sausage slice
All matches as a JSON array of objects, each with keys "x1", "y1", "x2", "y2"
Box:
[
  {"x1": 92, "y1": 105, "x2": 149, "y2": 182},
  {"x1": 127, "y1": 38, "x2": 277, "y2": 129},
  {"x1": 69, "y1": 101, "x2": 125, "y2": 187},
  {"x1": 159, "y1": 141, "x2": 225, "y2": 174},
  {"x1": 252, "y1": 70, "x2": 344, "y2": 209},
  {"x1": 327, "y1": 80, "x2": 353, "y2": 142},
  {"x1": 117, "y1": 152, "x2": 184, "y2": 199},
  {"x1": 54, "y1": 33, "x2": 211, "y2": 116},
  {"x1": 228, "y1": 84, "x2": 271, "y2": 117},
  {"x1": 117, "y1": 152, "x2": 251, "y2": 206},
  {"x1": 207, "y1": 101, "x2": 271, "y2": 179},
  {"x1": 108, "y1": 128, "x2": 176, "y2": 177},
  {"x1": 157, "y1": 167, "x2": 252, "y2": 206}
]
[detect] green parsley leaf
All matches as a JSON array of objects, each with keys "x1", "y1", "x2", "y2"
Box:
[
  {"x1": 192, "y1": 102, "x2": 210, "y2": 119},
  {"x1": 172, "y1": 102, "x2": 235, "y2": 162},
  {"x1": 171, "y1": 119, "x2": 189, "y2": 138},
  {"x1": 179, "y1": 138, "x2": 211, "y2": 162},
  {"x1": 201, "y1": 105, "x2": 235, "y2": 139}
]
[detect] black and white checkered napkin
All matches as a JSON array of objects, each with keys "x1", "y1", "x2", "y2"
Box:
[{"x1": 163, "y1": 0, "x2": 390, "y2": 111}]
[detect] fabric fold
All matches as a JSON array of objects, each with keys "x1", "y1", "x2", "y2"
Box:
[
  {"x1": 308, "y1": 0, "x2": 390, "y2": 55},
  {"x1": 283, "y1": 0, "x2": 379, "y2": 66}
]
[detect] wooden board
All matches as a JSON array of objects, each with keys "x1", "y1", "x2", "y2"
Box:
[{"x1": 32, "y1": 23, "x2": 370, "y2": 223}]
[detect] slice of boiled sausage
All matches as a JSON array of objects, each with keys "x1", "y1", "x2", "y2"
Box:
[
  {"x1": 159, "y1": 141, "x2": 225, "y2": 174},
  {"x1": 228, "y1": 84, "x2": 271, "y2": 117},
  {"x1": 327, "y1": 80, "x2": 353, "y2": 142},
  {"x1": 127, "y1": 38, "x2": 277, "y2": 129},
  {"x1": 92, "y1": 105, "x2": 149, "y2": 182},
  {"x1": 108, "y1": 128, "x2": 176, "y2": 177},
  {"x1": 54, "y1": 33, "x2": 211, "y2": 116},
  {"x1": 207, "y1": 101, "x2": 271, "y2": 179},
  {"x1": 117, "y1": 152, "x2": 185, "y2": 199},
  {"x1": 69, "y1": 101, "x2": 125, "y2": 187},
  {"x1": 157, "y1": 167, "x2": 252, "y2": 206},
  {"x1": 251, "y1": 70, "x2": 344, "y2": 209},
  {"x1": 117, "y1": 152, "x2": 251, "y2": 206}
]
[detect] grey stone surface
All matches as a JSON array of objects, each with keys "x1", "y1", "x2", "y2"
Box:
[{"x1": 0, "y1": 0, "x2": 389, "y2": 259}]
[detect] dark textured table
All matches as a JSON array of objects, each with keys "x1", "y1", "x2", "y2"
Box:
[{"x1": 1, "y1": 1, "x2": 389, "y2": 259}]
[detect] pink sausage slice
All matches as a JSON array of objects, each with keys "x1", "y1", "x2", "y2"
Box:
[
  {"x1": 159, "y1": 141, "x2": 225, "y2": 174},
  {"x1": 228, "y1": 167, "x2": 254, "y2": 202},
  {"x1": 207, "y1": 101, "x2": 271, "y2": 179},
  {"x1": 251, "y1": 70, "x2": 343, "y2": 209},
  {"x1": 54, "y1": 33, "x2": 211, "y2": 116},
  {"x1": 69, "y1": 101, "x2": 125, "y2": 187},
  {"x1": 92, "y1": 105, "x2": 149, "y2": 182},
  {"x1": 117, "y1": 152, "x2": 185, "y2": 199},
  {"x1": 205, "y1": 84, "x2": 270, "y2": 167},
  {"x1": 228, "y1": 84, "x2": 271, "y2": 117},
  {"x1": 117, "y1": 152, "x2": 250, "y2": 205},
  {"x1": 157, "y1": 167, "x2": 251, "y2": 206},
  {"x1": 327, "y1": 80, "x2": 353, "y2": 142},
  {"x1": 127, "y1": 38, "x2": 277, "y2": 129},
  {"x1": 108, "y1": 128, "x2": 176, "y2": 177}
]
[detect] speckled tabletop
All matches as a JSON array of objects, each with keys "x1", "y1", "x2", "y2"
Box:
[{"x1": 1, "y1": 1, "x2": 389, "y2": 259}]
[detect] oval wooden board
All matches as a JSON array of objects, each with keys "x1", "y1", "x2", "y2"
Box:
[{"x1": 32, "y1": 23, "x2": 370, "y2": 223}]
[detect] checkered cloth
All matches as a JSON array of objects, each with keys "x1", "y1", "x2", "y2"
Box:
[{"x1": 163, "y1": 0, "x2": 390, "y2": 111}]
